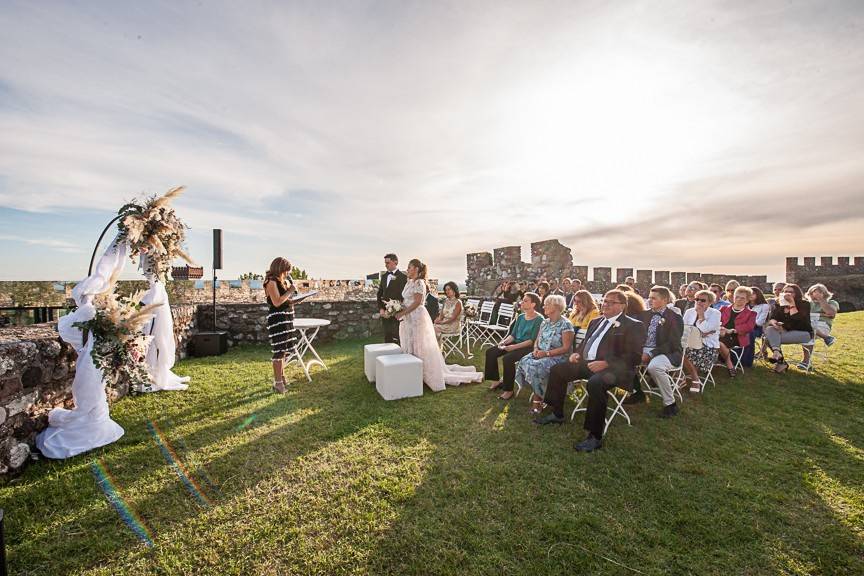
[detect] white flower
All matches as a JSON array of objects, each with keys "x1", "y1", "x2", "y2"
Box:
[{"x1": 613, "y1": 320, "x2": 621, "y2": 328}]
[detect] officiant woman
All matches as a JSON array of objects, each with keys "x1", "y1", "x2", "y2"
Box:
[{"x1": 264, "y1": 257, "x2": 298, "y2": 393}]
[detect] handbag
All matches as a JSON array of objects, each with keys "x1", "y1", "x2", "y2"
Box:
[{"x1": 683, "y1": 324, "x2": 703, "y2": 350}]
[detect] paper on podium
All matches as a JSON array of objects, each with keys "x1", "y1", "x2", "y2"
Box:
[{"x1": 291, "y1": 290, "x2": 318, "y2": 304}]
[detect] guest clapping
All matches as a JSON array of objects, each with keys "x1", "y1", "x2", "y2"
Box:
[
  {"x1": 434, "y1": 282, "x2": 463, "y2": 340},
  {"x1": 718, "y1": 287, "x2": 757, "y2": 377},
  {"x1": 515, "y1": 295, "x2": 574, "y2": 414},
  {"x1": 764, "y1": 283, "x2": 812, "y2": 373},
  {"x1": 486, "y1": 293, "x2": 544, "y2": 400}
]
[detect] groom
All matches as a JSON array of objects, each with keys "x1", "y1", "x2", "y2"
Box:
[{"x1": 377, "y1": 253, "x2": 407, "y2": 345}]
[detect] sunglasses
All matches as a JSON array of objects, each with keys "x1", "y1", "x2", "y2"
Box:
[{"x1": 696, "y1": 298, "x2": 708, "y2": 303}]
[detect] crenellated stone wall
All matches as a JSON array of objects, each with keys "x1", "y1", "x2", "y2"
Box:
[
  {"x1": 786, "y1": 256, "x2": 864, "y2": 311},
  {"x1": 467, "y1": 239, "x2": 773, "y2": 296}
]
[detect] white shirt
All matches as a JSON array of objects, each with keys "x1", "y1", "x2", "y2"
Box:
[
  {"x1": 682, "y1": 307, "x2": 721, "y2": 348},
  {"x1": 585, "y1": 312, "x2": 623, "y2": 361},
  {"x1": 385, "y1": 269, "x2": 399, "y2": 287}
]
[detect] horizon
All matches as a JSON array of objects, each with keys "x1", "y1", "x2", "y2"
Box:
[{"x1": 2, "y1": 1, "x2": 863, "y2": 284}]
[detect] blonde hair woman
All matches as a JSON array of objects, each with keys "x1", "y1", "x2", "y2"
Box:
[
  {"x1": 568, "y1": 290, "x2": 599, "y2": 329},
  {"x1": 681, "y1": 289, "x2": 721, "y2": 391}
]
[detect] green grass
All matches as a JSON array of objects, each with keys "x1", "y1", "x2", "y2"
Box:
[{"x1": 2, "y1": 313, "x2": 863, "y2": 575}]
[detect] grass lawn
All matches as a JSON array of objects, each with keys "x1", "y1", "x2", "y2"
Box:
[{"x1": 2, "y1": 312, "x2": 863, "y2": 575}]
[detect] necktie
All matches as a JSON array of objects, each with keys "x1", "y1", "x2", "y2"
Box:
[{"x1": 583, "y1": 318, "x2": 608, "y2": 354}]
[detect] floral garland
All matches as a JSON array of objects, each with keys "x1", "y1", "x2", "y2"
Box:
[
  {"x1": 73, "y1": 285, "x2": 160, "y2": 394},
  {"x1": 116, "y1": 186, "x2": 194, "y2": 280}
]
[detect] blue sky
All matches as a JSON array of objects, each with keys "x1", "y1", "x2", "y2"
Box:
[{"x1": 1, "y1": 0, "x2": 862, "y2": 283}]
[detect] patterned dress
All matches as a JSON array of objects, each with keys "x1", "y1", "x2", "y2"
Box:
[
  {"x1": 515, "y1": 316, "x2": 574, "y2": 397},
  {"x1": 266, "y1": 279, "x2": 297, "y2": 360}
]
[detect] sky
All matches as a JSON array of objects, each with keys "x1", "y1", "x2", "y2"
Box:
[{"x1": 1, "y1": 0, "x2": 862, "y2": 284}]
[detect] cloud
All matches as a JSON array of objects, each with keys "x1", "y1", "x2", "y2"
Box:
[{"x1": 0, "y1": 233, "x2": 83, "y2": 253}]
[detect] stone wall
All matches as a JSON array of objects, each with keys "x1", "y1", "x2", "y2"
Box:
[
  {"x1": 196, "y1": 300, "x2": 381, "y2": 346},
  {"x1": 466, "y1": 239, "x2": 773, "y2": 296},
  {"x1": 786, "y1": 256, "x2": 864, "y2": 311},
  {"x1": 0, "y1": 304, "x2": 197, "y2": 475}
]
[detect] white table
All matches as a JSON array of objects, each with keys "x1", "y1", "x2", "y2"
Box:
[{"x1": 291, "y1": 318, "x2": 331, "y2": 381}]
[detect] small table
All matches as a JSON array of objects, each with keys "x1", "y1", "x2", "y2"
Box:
[{"x1": 291, "y1": 318, "x2": 331, "y2": 381}]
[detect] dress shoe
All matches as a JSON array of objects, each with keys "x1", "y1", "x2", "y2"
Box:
[
  {"x1": 623, "y1": 390, "x2": 647, "y2": 405},
  {"x1": 532, "y1": 413, "x2": 564, "y2": 425},
  {"x1": 574, "y1": 436, "x2": 603, "y2": 452},
  {"x1": 659, "y1": 402, "x2": 679, "y2": 418}
]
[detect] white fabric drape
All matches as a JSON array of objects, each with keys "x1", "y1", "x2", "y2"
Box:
[
  {"x1": 140, "y1": 269, "x2": 190, "y2": 392},
  {"x1": 35, "y1": 237, "x2": 127, "y2": 459}
]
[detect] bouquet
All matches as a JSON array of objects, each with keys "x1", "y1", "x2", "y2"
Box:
[
  {"x1": 463, "y1": 303, "x2": 478, "y2": 319},
  {"x1": 383, "y1": 299, "x2": 403, "y2": 318},
  {"x1": 73, "y1": 280, "x2": 161, "y2": 394},
  {"x1": 116, "y1": 186, "x2": 195, "y2": 280}
]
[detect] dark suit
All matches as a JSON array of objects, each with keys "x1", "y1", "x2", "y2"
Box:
[
  {"x1": 543, "y1": 314, "x2": 644, "y2": 439},
  {"x1": 674, "y1": 298, "x2": 695, "y2": 314},
  {"x1": 377, "y1": 270, "x2": 407, "y2": 344},
  {"x1": 639, "y1": 308, "x2": 684, "y2": 367}
]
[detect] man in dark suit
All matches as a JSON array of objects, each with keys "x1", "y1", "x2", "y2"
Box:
[
  {"x1": 377, "y1": 253, "x2": 407, "y2": 344},
  {"x1": 674, "y1": 282, "x2": 700, "y2": 314},
  {"x1": 627, "y1": 286, "x2": 684, "y2": 417},
  {"x1": 534, "y1": 289, "x2": 644, "y2": 452}
]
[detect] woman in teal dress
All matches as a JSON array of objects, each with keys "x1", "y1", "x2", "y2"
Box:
[{"x1": 515, "y1": 294, "x2": 575, "y2": 414}]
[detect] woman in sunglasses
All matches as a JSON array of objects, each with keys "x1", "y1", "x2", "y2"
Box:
[{"x1": 681, "y1": 289, "x2": 722, "y2": 391}]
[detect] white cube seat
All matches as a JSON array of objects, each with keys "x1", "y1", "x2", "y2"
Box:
[
  {"x1": 364, "y1": 343, "x2": 402, "y2": 382},
  {"x1": 375, "y1": 354, "x2": 423, "y2": 400}
]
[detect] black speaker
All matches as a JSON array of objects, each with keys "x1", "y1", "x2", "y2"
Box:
[
  {"x1": 213, "y1": 229, "x2": 223, "y2": 270},
  {"x1": 190, "y1": 331, "x2": 228, "y2": 357}
]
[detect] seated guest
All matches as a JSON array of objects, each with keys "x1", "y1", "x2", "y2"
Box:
[
  {"x1": 561, "y1": 277, "x2": 575, "y2": 308},
  {"x1": 535, "y1": 290, "x2": 644, "y2": 452},
  {"x1": 769, "y1": 281, "x2": 785, "y2": 302},
  {"x1": 624, "y1": 290, "x2": 646, "y2": 317},
  {"x1": 568, "y1": 289, "x2": 599, "y2": 330},
  {"x1": 764, "y1": 283, "x2": 812, "y2": 373},
  {"x1": 616, "y1": 283, "x2": 634, "y2": 293},
  {"x1": 433, "y1": 282, "x2": 463, "y2": 341},
  {"x1": 749, "y1": 287, "x2": 771, "y2": 331},
  {"x1": 624, "y1": 276, "x2": 636, "y2": 291},
  {"x1": 674, "y1": 282, "x2": 700, "y2": 314},
  {"x1": 709, "y1": 284, "x2": 731, "y2": 309},
  {"x1": 632, "y1": 286, "x2": 684, "y2": 416},
  {"x1": 724, "y1": 280, "x2": 740, "y2": 303},
  {"x1": 486, "y1": 292, "x2": 544, "y2": 400},
  {"x1": 536, "y1": 281, "x2": 550, "y2": 315},
  {"x1": 550, "y1": 279, "x2": 562, "y2": 296},
  {"x1": 718, "y1": 286, "x2": 757, "y2": 377},
  {"x1": 806, "y1": 283, "x2": 838, "y2": 346},
  {"x1": 527, "y1": 280, "x2": 538, "y2": 292},
  {"x1": 800, "y1": 284, "x2": 838, "y2": 369},
  {"x1": 682, "y1": 290, "x2": 721, "y2": 391},
  {"x1": 678, "y1": 284, "x2": 688, "y2": 299},
  {"x1": 515, "y1": 295, "x2": 574, "y2": 414},
  {"x1": 572, "y1": 278, "x2": 583, "y2": 293}
]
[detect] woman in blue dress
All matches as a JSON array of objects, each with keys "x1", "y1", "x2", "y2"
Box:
[{"x1": 515, "y1": 294, "x2": 575, "y2": 414}]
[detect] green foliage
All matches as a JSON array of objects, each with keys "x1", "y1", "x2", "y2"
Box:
[
  {"x1": 3, "y1": 313, "x2": 863, "y2": 575},
  {"x1": 290, "y1": 267, "x2": 308, "y2": 280},
  {"x1": 239, "y1": 272, "x2": 263, "y2": 280}
]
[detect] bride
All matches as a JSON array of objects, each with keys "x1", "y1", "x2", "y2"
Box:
[{"x1": 393, "y1": 258, "x2": 482, "y2": 391}]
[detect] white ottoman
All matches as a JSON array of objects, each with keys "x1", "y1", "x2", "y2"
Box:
[
  {"x1": 375, "y1": 354, "x2": 423, "y2": 400},
  {"x1": 364, "y1": 343, "x2": 403, "y2": 382}
]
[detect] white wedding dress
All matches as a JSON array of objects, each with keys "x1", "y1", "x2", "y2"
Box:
[{"x1": 399, "y1": 279, "x2": 482, "y2": 391}]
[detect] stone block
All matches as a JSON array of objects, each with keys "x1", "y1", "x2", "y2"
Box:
[{"x1": 6, "y1": 391, "x2": 37, "y2": 417}]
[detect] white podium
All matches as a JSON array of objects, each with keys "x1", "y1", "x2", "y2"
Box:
[{"x1": 375, "y1": 354, "x2": 423, "y2": 400}]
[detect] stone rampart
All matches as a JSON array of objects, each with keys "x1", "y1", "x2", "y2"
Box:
[
  {"x1": 786, "y1": 256, "x2": 864, "y2": 311},
  {"x1": 467, "y1": 239, "x2": 773, "y2": 296}
]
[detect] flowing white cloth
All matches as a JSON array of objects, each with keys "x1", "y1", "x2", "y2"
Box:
[
  {"x1": 35, "y1": 238, "x2": 127, "y2": 459},
  {"x1": 140, "y1": 273, "x2": 190, "y2": 392},
  {"x1": 399, "y1": 279, "x2": 482, "y2": 391}
]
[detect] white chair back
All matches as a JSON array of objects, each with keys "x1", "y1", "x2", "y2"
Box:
[
  {"x1": 496, "y1": 303, "x2": 515, "y2": 327},
  {"x1": 477, "y1": 301, "x2": 495, "y2": 323}
]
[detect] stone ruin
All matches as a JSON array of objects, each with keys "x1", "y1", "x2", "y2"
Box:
[
  {"x1": 786, "y1": 257, "x2": 864, "y2": 311},
  {"x1": 467, "y1": 239, "x2": 772, "y2": 296}
]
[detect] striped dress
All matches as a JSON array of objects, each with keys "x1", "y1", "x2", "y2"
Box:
[{"x1": 266, "y1": 279, "x2": 297, "y2": 360}]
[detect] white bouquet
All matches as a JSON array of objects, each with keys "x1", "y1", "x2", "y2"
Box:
[
  {"x1": 463, "y1": 303, "x2": 478, "y2": 319},
  {"x1": 383, "y1": 299, "x2": 403, "y2": 318}
]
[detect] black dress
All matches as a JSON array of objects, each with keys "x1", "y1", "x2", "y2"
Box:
[{"x1": 266, "y1": 279, "x2": 297, "y2": 360}]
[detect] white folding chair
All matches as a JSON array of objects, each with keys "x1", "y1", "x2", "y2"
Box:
[
  {"x1": 440, "y1": 323, "x2": 465, "y2": 359},
  {"x1": 569, "y1": 382, "x2": 633, "y2": 435},
  {"x1": 799, "y1": 313, "x2": 829, "y2": 373},
  {"x1": 466, "y1": 301, "x2": 494, "y2": 351},
  {"x1": 479, "y1": 303, "x2": 515, "y2": 350},
  {"x1": 638, "y1": 352, "x2": 686, "y2": 403}
]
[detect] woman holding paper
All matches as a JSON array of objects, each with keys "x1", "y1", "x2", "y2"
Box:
[{"x1": 264, "y1": 257, "x2": 299, "y2": 392}]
